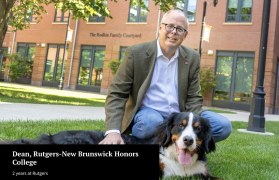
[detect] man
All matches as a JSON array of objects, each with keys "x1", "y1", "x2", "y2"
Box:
[{"x1": 100, "y1": 9, "x2": 232, "y2": 144}]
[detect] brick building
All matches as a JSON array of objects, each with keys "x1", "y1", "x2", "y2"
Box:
[{"x1": 1, "y1": 0, "x2": 279, "y2": 114}]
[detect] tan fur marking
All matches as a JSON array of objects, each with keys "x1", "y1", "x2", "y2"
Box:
[
  {"x1": 197, "y1": 139, "x2": 203, "y2": 146},
  {"x1": 171, "y1": 134, "x2": 179, "y2": 142},
  {"x1": 159, "y1": 162, "x2": 165, "y2": 170},
  {"x1": 193, "y1": 121, "x2": 200, "y2": 128},
  {"x1": 182, "y1": 119, "x2": 187, "y2": 126}
]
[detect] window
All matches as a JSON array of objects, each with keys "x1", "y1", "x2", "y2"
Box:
[
  {"x1": 28, "y1": 15, "x2": 37, "y2": 23},
  {"x1": 26, "y1": 9, "x2": 37, "y2": 23},
  {"x1": 88, "y1": 0, "x2": 106, "y2": 23},
  {"x1": 0, "y1": 47, "x2": 8, "y2": 80},
  {"x1": 78, "y1": 46, "x2": 105, "y2": 87},
  {"x1": 16, "y1": 43, "x2": 36, "y2": 61},
  {"x1": 88, "y1": 15, "x2": 105, "y2": 23},
  {"x1": 128, "y1": 0, "x2": 149, "y2": 22},
  {"x1": 119, "y1": 46, "x2": 127, "y2": 61},
  {"x1": 54, "y1": 9, "x2": 69, "y2": 22},
  {"x1": 43, "y1": 44, "x2": 67, "y2": 82},
  {"x1": 214, "y1": 51, "x2": 254, "y2": 104},
  {"x1": 176, "y1": 0, "x2": 197, "y2": 22},
  {"x1": 226, "y1": 0, "x2": 252, "y2": 22}
]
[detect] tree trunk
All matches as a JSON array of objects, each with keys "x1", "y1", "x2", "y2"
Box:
[{"x1": 0, "y1": 0, "x2": 16, "y2": 50}]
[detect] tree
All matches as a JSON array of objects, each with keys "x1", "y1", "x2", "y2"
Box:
[{"x1": 0, "y1": 0, "x2": 182, "y2": 50}]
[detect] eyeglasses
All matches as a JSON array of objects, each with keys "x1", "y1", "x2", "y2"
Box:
[{"x1": 161, "y1": 23, "x2": 188, "y2": 35}]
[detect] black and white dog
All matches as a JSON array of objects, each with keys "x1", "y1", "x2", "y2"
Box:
[
  {"x1": 157, "y1": 112, "x2": 218, "y2": 179},
  {"x1": 3, "y1": 112, "x2": 218, "y2": 179}
]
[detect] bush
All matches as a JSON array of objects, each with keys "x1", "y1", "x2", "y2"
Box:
[
  {"x1": 6, "y1": 53, "x2": 33, "y2": 82},
  {"x1": 107, "y1": 59, "x2": 121, "y2": 75},
  {"x1": 200, "y1": 67, "x2": 217, "y2": 97}
]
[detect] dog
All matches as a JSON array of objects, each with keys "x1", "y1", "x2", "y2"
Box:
[
  {"x1": 157, "y1": 112, "x2": 219, "y2": 180},
  {"x1": 2, "y1": 112, "x2": 218, "y2": 179}
]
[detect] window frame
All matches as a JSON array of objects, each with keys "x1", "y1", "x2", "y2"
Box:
[
  {"x1": 77, "y1": 45, "x2": 106, "y2": 87},
  {"x1": 16, "y1": 43, "x2": 36, "y2": 61},
  {"x1": 128, "y1": 0, "x2": 149, "y2": 23},
  {"x1": 226, "y1": 0, "x2": 253, "y2": 22},
  {"x1": 176, "y1": 0, "x2": 197, "y2": 23},
  {"x1": 119, "y1": 46, "x2": 128, "y2": 62},
  {"x1": 54, "y1": 9, "x2": 69, "y2": 22},
  {"x1": 212, "y1": 51, "x2": 255, "y2": 111},
  {"x1": 43, "y1": 44, "x2": 67, "y2": 82}
]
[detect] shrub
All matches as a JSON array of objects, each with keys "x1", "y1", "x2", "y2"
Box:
[
  {"x1": 200, "y1": 67, "x2": 217, "y2": 97},
  {"x1": 107, "y1": 59, "x2": 121, "y2": 75},
  {"x1": 6, "y1": 53, "x2": 33, "y2": 82}
]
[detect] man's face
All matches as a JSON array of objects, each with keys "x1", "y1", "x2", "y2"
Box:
[{"x1": 159, "y1": 13, "x2": 188, "y2": 51}]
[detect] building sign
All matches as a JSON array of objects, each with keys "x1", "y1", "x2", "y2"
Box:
[{"x1": 90, "y1": 32, "x2": 142, "y2": 39}]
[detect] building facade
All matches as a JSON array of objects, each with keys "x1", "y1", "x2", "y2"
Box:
[{"x1": 1, "y1": 0, "x2": 279, "y2": 114}]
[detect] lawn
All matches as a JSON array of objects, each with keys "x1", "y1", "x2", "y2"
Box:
[
  {"x1": 0, "y1": 82, "x2": 106, "y2": 106},
  {"x1": 0, "y1": 120, "x2": 278, "y2": 180}
]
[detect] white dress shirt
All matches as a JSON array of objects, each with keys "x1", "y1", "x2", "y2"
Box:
[{"x1": 141, "y1": 40, "x2": 180, "y2": 118}]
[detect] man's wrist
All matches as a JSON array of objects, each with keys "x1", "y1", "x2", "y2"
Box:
[{"x1": 104, "y1": 130, "x2": 120, "y2": 136}]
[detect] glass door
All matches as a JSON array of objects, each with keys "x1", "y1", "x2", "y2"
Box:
[
  {"x1": 77, "y1": 45, "x2": 105, "y2": 92},
  {"x1": 213, "y1": 51, "x2": 254, "y2": 111},
  {"x1": 43, "y1": 44, "x2": 67, "y2": 87}
]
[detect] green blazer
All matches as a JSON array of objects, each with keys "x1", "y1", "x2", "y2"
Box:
[{"x1": 105, "y1": 40, "x2": 203, "y2": 133}]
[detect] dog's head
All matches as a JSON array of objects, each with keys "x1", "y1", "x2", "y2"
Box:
[{"x1": 157, "y1": 112, "x2": 215, "y2": 165}]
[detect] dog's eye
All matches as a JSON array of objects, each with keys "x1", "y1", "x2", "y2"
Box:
[
  {"x1": 194, "y1": 126, "x2": 201, "y2": 132},
  {"x1": 178, "y1": 124, "x2": 185, "y2": 129}
]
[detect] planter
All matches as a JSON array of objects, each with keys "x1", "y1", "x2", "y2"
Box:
[{"x1": 15, "y1": 77, "x2": 31, "y2": 84}]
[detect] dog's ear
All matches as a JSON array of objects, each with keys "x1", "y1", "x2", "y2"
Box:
[
  {"x1": 156, "y1": 112, "x2": 177, "y2": 147},
  {"x1": 204, "y1": 135, "x2": 216, "y2": 153},
  {"x1": 200, "y1": 117, "x2": 216, "y2": 153}
]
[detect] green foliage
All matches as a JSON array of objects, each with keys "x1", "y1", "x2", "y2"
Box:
[
  {"x1": 6, "y1": 53, "x2": 33, "y2": 82},
  {"x1": 8, "y1": 0, "x2": 182, "y2": 31},
  {"x1": 0, "y1": 0, "x2": 183, "y2": 50},
  {"x1": 107, "y1": 59, "x2": 121, "y2": 75},
  {"x1": 200, "y1": 67, "x2": 217, "y2": 97}
]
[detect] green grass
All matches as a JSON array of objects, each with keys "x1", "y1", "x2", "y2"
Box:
[
  {"x1": 0, "y1": 83, "x2": 105, "y2": 106},
  {"x1": 0, "y1": 121, "x2": 278, "y2": 180},
  {"x1": 207, "y1": 122, "x2": 279, "y2": 180},
  {"x1": 0, "y1": 120, "x2": 105, "y2": 140}
]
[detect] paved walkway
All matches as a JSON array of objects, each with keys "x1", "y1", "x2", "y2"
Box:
[{"x1": 0, "y1": 102, "x2": 278, "y2": 122}]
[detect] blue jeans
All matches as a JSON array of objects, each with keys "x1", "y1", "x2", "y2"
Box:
[{"x1": 132, "y1": 107, "x2": 232, "y2": 142}]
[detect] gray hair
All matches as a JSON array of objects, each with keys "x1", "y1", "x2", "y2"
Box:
[{"x1": 161, "y1": 9, "x2": 189, "y2": 30}]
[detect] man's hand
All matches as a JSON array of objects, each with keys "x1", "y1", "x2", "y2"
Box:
[{"x1": 99, "y1": 132, "x2": 124, "y2": 144}]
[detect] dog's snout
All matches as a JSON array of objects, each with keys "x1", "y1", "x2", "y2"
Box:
[{"x1": 183, "y1": 136, "x2": 193, "y2": 146}]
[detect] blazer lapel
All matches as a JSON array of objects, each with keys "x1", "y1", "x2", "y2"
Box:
[
  {"x1": 178, "y1": 46, "x2": 189, "y2": 110},
  {"x1": 136, "y1": 40, "x2": 157, "y2": 108}
]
